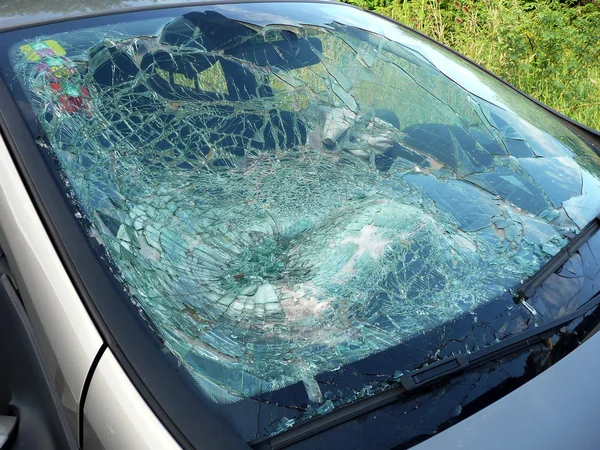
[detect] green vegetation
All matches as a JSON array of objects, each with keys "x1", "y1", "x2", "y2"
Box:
[{"x1": 342, "y1": 0, "x2": 600, "y2": 130}]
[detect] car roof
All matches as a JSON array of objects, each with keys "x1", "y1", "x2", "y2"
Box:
[
  {"x1": 0, "y1": 0, "x2": 331, "y2": 32},
  {"x1": 0, "y1": 1, "x2": 215, "y2": 31}
]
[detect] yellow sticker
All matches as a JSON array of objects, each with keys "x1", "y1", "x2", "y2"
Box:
[
  {"x1": 173, "y1": 72, "x2": 196, "y2": 89},
  {"x1": 156, "y1": 67, "x2": 197, "y2": 89},
  {"x1": 50, "y1": 65, "x2": 71, "y2": 79},
  {"x1": 46, "y1": 40, "x2": 66, "y2": 56},
  {"x1": 19, "y1": 40, "x2": 66, "y2": 62},
  {"x1": 19, "y1": 44, "x2": 39, "y2": 62}
]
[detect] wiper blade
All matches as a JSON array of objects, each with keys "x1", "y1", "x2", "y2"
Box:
[
  {"x1": 250, "y1": 290, "x2": 600, "y2": 450},
  {"x1": 517, "y1": 214, "x2": 600, "y2": 299}
]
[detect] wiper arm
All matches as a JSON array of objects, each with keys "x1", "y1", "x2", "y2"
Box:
[
  {"x1": 517, "y1": 214, "x2": 600, "y2": 299},
  {"x1": 250, "y1": 290, "x2": 600, "y2": 450}
]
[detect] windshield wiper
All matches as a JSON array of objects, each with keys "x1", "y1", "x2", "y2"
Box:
[
  {"x1": 251, "y1": 218, "x2": 600, "y2": 449},
  {"x1": 517, "y1": 214, "x2": 600, "y2": 299},
  {"x1": 250, "y1": 288, "x2": 600, "y2": 450}
]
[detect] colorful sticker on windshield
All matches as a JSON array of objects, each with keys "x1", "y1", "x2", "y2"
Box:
[
  {"x1": 19, "y1": 40, "x2": 66, "y2": 62},
  {"x1": 35, "y1": 56, "x2": 77, "y2": 80},
  {"x1": 19, "y1": 39, "x2": 91, "y2": 115}
]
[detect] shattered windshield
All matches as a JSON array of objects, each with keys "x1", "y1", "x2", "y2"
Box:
[{"x1": 3, "y1": 1, "x2": 600, "y2": 441}]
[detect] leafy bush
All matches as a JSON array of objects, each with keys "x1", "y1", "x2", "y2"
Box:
[{"x1": 342, "y1": 0, "x2": 600, "y2": 130}]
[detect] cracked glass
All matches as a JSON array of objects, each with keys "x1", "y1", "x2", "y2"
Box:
[{"x1": 3, "y1": 2, "x2": 600, "y2": 443}]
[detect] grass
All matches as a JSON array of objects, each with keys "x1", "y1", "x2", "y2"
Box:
[{"x1": 341, "y1": 0, "x2": 600, "y2": 131}]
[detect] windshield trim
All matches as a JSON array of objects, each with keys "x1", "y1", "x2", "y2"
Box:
[{"x1": 1, "y1": 3, "x2": 600, "y2": 448}]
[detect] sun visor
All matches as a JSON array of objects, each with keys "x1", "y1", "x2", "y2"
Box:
[
  {"x1": 226, "y1": 35, "x2": 322, "y2": 71},
  {"x1": 158, "y1": 11, "x2": 256, "y2": 50}
]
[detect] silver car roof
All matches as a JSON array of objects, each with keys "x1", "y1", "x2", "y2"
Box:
[
  {"x1": 0, "y1": 0, "x2": 322, "y2": 31},
  {"x1": 0, "y1": 1, "x2": 216, "y2": 30}
]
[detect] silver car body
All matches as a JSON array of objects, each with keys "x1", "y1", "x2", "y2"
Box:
[
  {"x1": 0, "y1": 131, "x2": 180, "y2": 449},
  {"x1": 0, "y1": 3, "x2": 192, "y2": 448}
]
